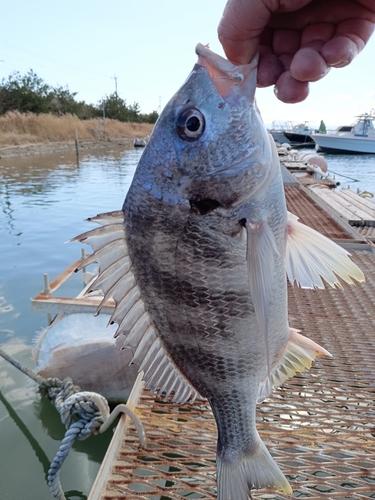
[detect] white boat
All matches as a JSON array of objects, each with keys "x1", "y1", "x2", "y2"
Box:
[{"x1": 312, "y1": 112, "x2": 375, "y2": 154}]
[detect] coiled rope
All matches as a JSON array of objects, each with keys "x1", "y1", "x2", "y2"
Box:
[{"x1": 0, "y1": 347, "x2": 147, "y2": 500}]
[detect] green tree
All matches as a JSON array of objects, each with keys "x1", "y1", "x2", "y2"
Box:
[
  {"x1": 97, "y1": 93, "x2": 149, "y2": 122},
  {"x1": 0, "y1": 69, "x2": 158, "y2": 123},
  {"x1": 139, "y1": 110, "x2": 159, "y2": 124},
  {"x1": 0, "y1": 70, "x2": 52, "y2": 114}
]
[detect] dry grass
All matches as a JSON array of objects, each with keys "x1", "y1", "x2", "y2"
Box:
[{"x1": 0, "y1": 111, "x2": 154, "y2": 146}]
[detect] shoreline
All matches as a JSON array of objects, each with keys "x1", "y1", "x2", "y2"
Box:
[{"x1": 0, "y1": 137, "x2": 143, "y2": 159}]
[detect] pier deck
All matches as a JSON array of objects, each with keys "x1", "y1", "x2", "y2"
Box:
[{"x1": 87, "y1": 182, "x2": 375, "y2": 499}]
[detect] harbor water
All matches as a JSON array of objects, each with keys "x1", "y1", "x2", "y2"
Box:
[
  {"x1": 0, "y1": 146, "x2": 374, "y2": 499},
  {"x1": 0, "y1": 148, "x2": 142, "y2": 500}
]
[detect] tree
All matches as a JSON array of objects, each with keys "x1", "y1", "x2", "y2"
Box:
[
  {"x1": 0, "y1": 70, "x2": 52, "y2": 114},
  {"x1": 139, "y1": 110, "x2": 159, "y2": 124},
  {"x1": 97, "y1": 93, "x2": 146, "y2": 122},
  {"x1": 0, "y1": 70, "x2": 158, "y2": 123}
]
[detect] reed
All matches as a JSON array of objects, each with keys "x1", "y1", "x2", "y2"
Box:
[{"x1": 0, "y1": 111, "x2": 153, "y2": 146}]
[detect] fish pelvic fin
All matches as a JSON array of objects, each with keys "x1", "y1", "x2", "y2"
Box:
[
  {"x1": 244, "y1": 219, "x2": 279, "y2": 377},
  {"x1": 257, "y1": 327, "x2": 331, "y2": 403},
  {"x1": 286, "y1": 212, "x2": 365, "y2": 289},
  {"x1": 72, "y1": 211, "x2": 200, "y2": 404},
  {"x1": 216, "y1": 439, "x2": 292, "y2": 499}
]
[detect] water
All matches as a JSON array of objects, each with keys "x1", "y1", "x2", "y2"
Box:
[
  {"x1": 0, "y1": 147, "x2": 142, "y2": 500},
  {"x1": 320, "y1": 153, "x2": 375, "y2": 193},
  {"x1": 0, "y1": 147, "x2": 374, "y2": 499}
]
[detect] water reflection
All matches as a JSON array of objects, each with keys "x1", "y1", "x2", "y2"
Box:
[
  {"x1": 0, "y1": 389, "x2": 51, "y2": 477},
  {"x1": 0, "y1": 147, "x2": 142, "y2": 499}
]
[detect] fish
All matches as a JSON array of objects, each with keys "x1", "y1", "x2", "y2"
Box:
[{"x1": 72, "y1": 44, "x2": 365, "y2": 499}]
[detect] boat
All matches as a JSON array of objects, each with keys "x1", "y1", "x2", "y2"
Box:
[
  {"x1": 311, "y1": 112, "x2": 375, "y2": 154},
  {"x1": 133, "y1": 138, "x2": 147, "y2": 148},
  {"x1": 268, "y1": 121, "x2": 294, "y2": 144},
  {"x1": 283, "y1": 122, "x2": 315, "y2": 147}
]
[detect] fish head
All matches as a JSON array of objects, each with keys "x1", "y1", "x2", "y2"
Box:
[{"x1": 133, "y1": 44, "x2": 278, "y2": 211}]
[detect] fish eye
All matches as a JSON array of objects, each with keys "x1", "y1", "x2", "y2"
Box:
[{"x1": 176, "y1": 108, "x2": 205, "y2": 142}]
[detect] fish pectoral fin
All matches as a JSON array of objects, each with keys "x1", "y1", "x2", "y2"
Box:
[
  {"x1": 244, "y1": 219, "x2": 279, "y2": 374},
  {"x1": 257, "y1": 327, "x2": 331, "y2": 403},
  {"x1": 73, "y1": 211, "x2": 200, "y2": 405},
  {"x1": 286, "y1": 212, "x2": 365, "y2": 289}
]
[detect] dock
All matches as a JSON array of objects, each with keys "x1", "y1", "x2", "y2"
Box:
[{"x1": 32, "y1": 151, "x2": 375, "y2": 499}]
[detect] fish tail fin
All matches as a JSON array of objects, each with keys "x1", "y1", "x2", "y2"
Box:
[{"x1": 216, "y1": 439, "x2": 292, "y2": 500}]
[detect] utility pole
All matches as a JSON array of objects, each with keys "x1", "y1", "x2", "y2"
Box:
[
  {"x1": 112, "y1": 75, "x2": 118, "y2": 98},
  {"x1": 158, "y1": 95, "x2": 162, "y2": 114}
]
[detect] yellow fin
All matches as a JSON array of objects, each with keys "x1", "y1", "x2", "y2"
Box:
[{"x1": 258, "y1": 328, "x2": 331, "y2": 402}]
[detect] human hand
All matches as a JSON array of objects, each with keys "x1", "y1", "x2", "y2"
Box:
[{"x1": 218, "y1": 0, "x2": 375, "y2": 102}]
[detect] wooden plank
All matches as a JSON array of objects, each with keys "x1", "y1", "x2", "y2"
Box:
[
  {"x1": 331, "y1": 191, "x2": 375, "y2": 223},
  {"x1": 47, "y1": 258, "x2": 85, "y2": 293},
  {"x1": 340, "y1": 189, "x2": 375, "y2": 216},
  {"x1": 301, "y1": 183, "x2": 364, "y2": 239},
  {"x1": 311, "y1": 187, "x2": 362, "y2": 220},
  {"x1": 338, "y1": 191, "x2": 375, "y2": 223},
  {"x1": 31, "y1": 295, "x2": 115, "y2": 314},
  {"x1": 309, "y1": 186, "x2": 363, "y2": 224}
]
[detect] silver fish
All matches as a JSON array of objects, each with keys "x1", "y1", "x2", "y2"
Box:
[{"x1": 73, "y1": 44, "x2": 364, "y2": 499}]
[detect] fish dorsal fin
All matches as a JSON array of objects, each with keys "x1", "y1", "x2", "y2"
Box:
[
  {"x1": 257, "y1": 328, "x2": 331, "y2": 403},
  {"x1": 243, "y1": 219, "x2": 279, "y2": 377},
  {"x1": 72, "y1": 211, "x2": 200, "y2": 404},
  {"x1": 286, "y1": 212, "x2": 365, "y2": 289}
]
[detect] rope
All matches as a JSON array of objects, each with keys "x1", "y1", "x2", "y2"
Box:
[
  {"x1": 0, "y1": 347, "x2": 147, "y2": 500},
  {"x1": 361, "y1": 190, "x2": 374, "y2": 198}
]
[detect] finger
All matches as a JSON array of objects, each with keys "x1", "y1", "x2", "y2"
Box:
[
  {"x1": 321, "y1": 37, "x2": 358, "y2": 67},
  {"x1": 290, "y1": 47, "x2": 330, "y2": 82},
  {"x1": 272, "y1": 29, "x2": 301, "y2": 55},
  {"x1": 257, "y1": 51, "x2": 284, "y2": 87},
  {"x1": 218, "y1": 0, "x2": 272, "y2": 64},
  {"x1": 274, "y1": 71, "x2": 310, "y2": 103},
  {"x1": 321, "y1": 19, "x2": 375, "y2": 67}
]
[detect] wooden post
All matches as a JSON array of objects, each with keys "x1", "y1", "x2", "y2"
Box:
[
  {"x1": 98, "y1": 118, "x2": 101, "y2": 140},
  {"x1": 103, "y1": 105, "x2": 106, "y2": 141},
  {"x1": 74, "y1": 129, "x2": 79, "y2": 166}
]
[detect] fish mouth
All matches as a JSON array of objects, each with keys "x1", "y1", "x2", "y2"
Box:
[{"x1": 195, "y1": 43, "x2": 258, "y2": 101}]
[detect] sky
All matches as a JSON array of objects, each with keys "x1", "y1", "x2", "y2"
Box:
[{"x1": 1, "y1": 0, "x2": 374, "y2": 130}]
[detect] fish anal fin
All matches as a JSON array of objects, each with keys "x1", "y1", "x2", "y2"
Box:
[
  {"x1": 286, "y1": 211, "x2": 365, "y2": 289},
  {"x1": 257, "y1": 327, "x2": 331, "y2": 403}
]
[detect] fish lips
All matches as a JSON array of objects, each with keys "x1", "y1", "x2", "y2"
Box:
[{"x1": 195, "y1": 43, "x2": 258, "y2": 104}]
